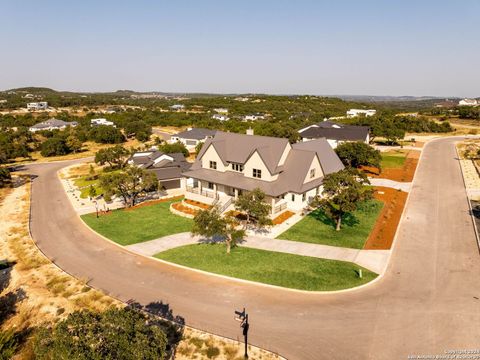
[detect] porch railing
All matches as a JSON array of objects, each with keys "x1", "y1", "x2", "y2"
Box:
[{"x1": 273, "y1": 202, "x2": 287, "y2": 214}]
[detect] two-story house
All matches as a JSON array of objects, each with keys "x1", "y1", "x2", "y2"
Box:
[
  {"x1": 298, "y1": 120, "x2": 370, "y2": 148},
  {"x1": 182, "y1": 131, "x2": 344, "y2": 216}
]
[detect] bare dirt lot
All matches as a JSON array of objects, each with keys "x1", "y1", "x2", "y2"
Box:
[{"x1": 364, "y1": 186, "x2": 408, "y2": 250}]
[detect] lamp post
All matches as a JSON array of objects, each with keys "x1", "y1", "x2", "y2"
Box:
[{"x1": 234, "y1": 308, "x2": 249, "y2": 358}]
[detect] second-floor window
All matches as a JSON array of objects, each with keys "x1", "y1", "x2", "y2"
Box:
[
  {"x1": 209, "y1": 161, "x2": 217, "y2": 170},
  {"x1": 310, "y1": 169, "x2": 316, "y2": 178},
  {"x1": 231, "y1": 163, "x2": 244, "y2": 172},
  {"x1": 253, "y1": 168, "x2": 262, "y2": 178}
]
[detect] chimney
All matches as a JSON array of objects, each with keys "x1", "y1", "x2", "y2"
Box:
[{"x1": 246, "y1": 127, "x2": 254, "y2": 136}]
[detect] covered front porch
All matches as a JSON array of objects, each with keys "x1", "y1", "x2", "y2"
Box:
[{"x1": 184, "y1": 178, "x2": 289, "y2": 217}]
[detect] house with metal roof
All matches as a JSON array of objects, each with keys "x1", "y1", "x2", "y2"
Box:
[
  {"x1": 170, "y1": 128, "x2": 217, "y2": 150},
  {"x1": 298, "y1": 120, "x2": 370, "y2": 148},
  {"x1": 128, "y1": 150, "x2": 191, "y2": 190},
  {"x1": 28, "y1": 118, "x2": 78, "y2": 132},
  {"x1": 182, "y1": 130, "x2": 344, "y2": 216}
]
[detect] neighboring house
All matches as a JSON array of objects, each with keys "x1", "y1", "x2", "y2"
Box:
[
  {"x1": 170, "y1": 104, "x2": 185, "y2": 111},
  {"x1": 128, "y1": 150, "x2": 192, "y2": 190},
  {"x1": 346, "y1": 109, "x2": 376, "y2": 117},
  {"x1": 182, "y1": 131, "x2": 344, "y2": 216},
  {"x1": 170, "y1": 128, "x2": 217, "y2": 149},
  {"x1": 27, "y1": 102, "x2": 48, "y2": 110},
  {"x1": 242, "y1": 113, "x2": 265, "y2": 121},
  {"x1": 213, "y1": 108, "x2": 229, "y2": 114},
  {"x1": 298, "y1": 120, "x2": 370, "y2": 148},
  {"x1": 212, "y1": 114, "x2": 230, "y2": 121},
  {"x1": 91, "y1": 118, "x2": 116, "y2": 127},
  {"x1": 29, "y1": 118, "x2": 78, "y2": 132},
  {"x1": 459, "y1": 99, "x2": 478, "y2": 106}
]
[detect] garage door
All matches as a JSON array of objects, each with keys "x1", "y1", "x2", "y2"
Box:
[{"x1": 162, "y1": 179, "x2": 181, "y2": 190}]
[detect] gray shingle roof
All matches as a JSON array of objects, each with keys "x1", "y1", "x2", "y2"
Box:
[
  {"x1": 196, "y1": 131, "x2": 289, "y2": 174},
  {"x1": 299, "y1": 121, "x2": 369, "y2": 141},
  {"x1": 174, "y1": 128, "x2": 216, "y2": 140},
  {"x1": 185, "y1": 134, "x2": 344, "y2": 196},
  {"x1": 30, "y1": 118, "x2": 78, "y2": 130},
  {"x1": 130, "y1": 151, "x2": 191, "y2": 181}
]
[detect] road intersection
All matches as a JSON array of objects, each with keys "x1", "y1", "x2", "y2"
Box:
[{"x1": 26, "y1": 137, "x2": 480, "y2": 359}]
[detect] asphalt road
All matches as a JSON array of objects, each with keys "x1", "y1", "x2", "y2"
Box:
[{"x1": 25, "y1": 137, "x2": 480, "y2": 359}]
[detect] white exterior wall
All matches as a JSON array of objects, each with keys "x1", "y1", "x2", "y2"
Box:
[
  {"x1": 243, "y1": 151, "x2": 277, "y2": 181},
  {"x1": 303, "y1": 155, "x2": 324, "y2": 183},
  {"x1": 277, "y1": 143, "x2": 291, "y2": 166},
  {"x1": 201, "y1": 144, "x2": 227, "y2": 172}
]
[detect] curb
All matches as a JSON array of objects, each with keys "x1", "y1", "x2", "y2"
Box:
[
  {"x1": 454, "y1": 144, "x2": 480, "y2": 254},
  {"x1": 26, "y1": 171, "x2": 284, "y2": 359}
]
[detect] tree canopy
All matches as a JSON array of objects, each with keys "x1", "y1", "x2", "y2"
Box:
[
  {"x1": 234, "y1": 188, "x2": 272, "y2": 229},
  {"x1": 100, "y1": 166, "x2": 158, "y2": 207},
  {"x1": 94, "y1": 145, "x2": 130, "y2": 169},
  {"x1": 335, "y1": 142, "x2": 381, "y2": 170},
  {"x1": 33, "y1": 307, "x2": 168, "y2": 360},
  {"x1": 313, "y1": 168, "x2": 373, "y2": 231},
  {"x1": 192, "y1": 206, "x2": 245, "y2": 253}
]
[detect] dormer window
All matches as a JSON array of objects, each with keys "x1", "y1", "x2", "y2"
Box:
[
  {"x1": 232, "y1": 163, "x2": 244, "y2": 172},
  {"x1": 209, "y1": 161, "x2": 217, "y2": 170},
  {"x1": 310, "y1": 169, "x2": 316, "y2": 178},
  {"x1": 253, "y1": 168, "x2": 262, "y2": 178}
]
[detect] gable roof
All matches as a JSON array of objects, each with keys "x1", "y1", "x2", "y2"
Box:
[
  {"x1": 299, "y1": 121, "x2": 369, "y2": 141},
  {"x1": 292, "y1": 139, "x2": 344, "y2": 174},
  {"x1": 185, "y1": 134, "x2": 344, "y2": 196},
  {"x1": 196, "y1": 131, "x2": 290, "y2": 174},
  {"x1": 129, "y1": 151, "x2": 191, "y2": 180},
  {"x1": 30, "y1": 118, "x2": 78, "y2": 130},
  {"x1": 174, "y1": 128, "x2": 217, "y2": 140}
]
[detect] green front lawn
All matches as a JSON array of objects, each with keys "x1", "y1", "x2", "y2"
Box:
[
  {"x1": 155, "y1": 244, "x2": 377, "y2": 291},
  {"x1": 276, "y1": 200, "x2": 383, "y2": 249},
  {"x1": 381, "y1": 151, "x2": 407, "y2": 169},
  {"x1": 81, "y1": 200, "x2": 193, "y2": 246}
]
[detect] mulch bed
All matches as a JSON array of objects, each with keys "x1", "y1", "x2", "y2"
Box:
[
  {"x1": 363, "y1": 150, "x2": 420, "y2": 182},
  {"x1": 184, "y1": 199, "x2": 211, "y2": 210},
  {"x1": 272, "y1": 211, "x2": 295, "y2": 225},
  {"x1": 363, "y1": 186, "x2": 408, "y2": 250},
  {"x1": 172, "y1": 202, "x2": 198, "y2": 216},
  {"x1": 124, "y1": 196, "x2": 184, "y2": 211}
]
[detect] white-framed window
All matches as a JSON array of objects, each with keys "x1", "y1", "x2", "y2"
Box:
[
  {"x1": 253, "y1": 168, "x2": 262, "y2": 178},
  {"x1": 302, "y1": 193, "x2": 306, "y2": 202},
  {"x1": 231, "y1": 163, "x2": 244, "y2": 172},
  {"x1": 209, "y1": 161, "x2": 217, "y2": 170},
  {"x1": 207, "y1": 182, "x2": 214, "y2": 190},
  {"x1": 291, "y1": 194, "x2": 295, "y2": 202},
  {"x1": 310, "y1": 168, "x2": 315, "y2": 178}
]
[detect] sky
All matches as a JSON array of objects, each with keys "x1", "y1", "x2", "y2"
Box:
[{"x1": 1, "y1": 0, "x2": 479, "y2": 97}]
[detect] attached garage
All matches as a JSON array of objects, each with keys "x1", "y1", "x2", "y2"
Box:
[{"x1": 161, "y1": 179, "x2": 181, "y2": 190}]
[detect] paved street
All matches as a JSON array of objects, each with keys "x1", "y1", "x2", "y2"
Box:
[{"x1": 25, "y1": 137, "x2": 480, "y2": 360}]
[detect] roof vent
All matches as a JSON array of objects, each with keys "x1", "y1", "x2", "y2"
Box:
[{"x1": 246, "y1": 127, "x2": 254, "y2": 136}]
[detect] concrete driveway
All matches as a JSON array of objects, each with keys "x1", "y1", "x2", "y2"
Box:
[{"x1": 26, "y1": 137, "x2": 480, "y2": 360}]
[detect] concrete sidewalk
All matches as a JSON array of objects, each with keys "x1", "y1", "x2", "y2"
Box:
[
  {"x1": 126, "y1": 232, "x2": 390, "y2": 274},
  {"x1": 368, "y1": 178, "x2": 412, "y2": 192}
]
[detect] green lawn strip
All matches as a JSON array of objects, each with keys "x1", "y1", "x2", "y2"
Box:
[
  {"x1": 276, "y1": 200, "x2": 383, "y2": 249},
  {"x1": 381, "y1": 152, "x2": 407, "y2": 169},
  {"x1": 154, "y1": 244, "x2": 377, "y2": 291},
  {"x1": 81, "y1": 200, "x2": 193, "y2": 245}
]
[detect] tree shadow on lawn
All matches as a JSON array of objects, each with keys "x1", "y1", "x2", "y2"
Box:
[{"x1": 308, "y1": 210, "x2": 359, "y2": 229}]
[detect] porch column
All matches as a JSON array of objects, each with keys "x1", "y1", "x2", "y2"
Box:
[
  {"x1": 214, "y1": 183, "x2": 217, "y2": 198},
  {"x1": 199, "y1": 181, "x2": 202, "y2": 193},
  {"x1": 271, "y1": 197, "x2": 275, "y2": 215},
  {"x1": 234, "y1": 188, "x2": 239, "y2": 200}
]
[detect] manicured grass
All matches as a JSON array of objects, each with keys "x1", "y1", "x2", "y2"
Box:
[
  {"x1": 381, "y1": 151, "x2": 407, "y2": 169},
  {"x1": 276, "y1": 200, "x2": 383, "y2": 249},
  {"x1": 81, "y1": 200, "x2": 193, "y2": 246},
  {"x1": 155, "y1": 244, "x2": 377, "y2": 291}
]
